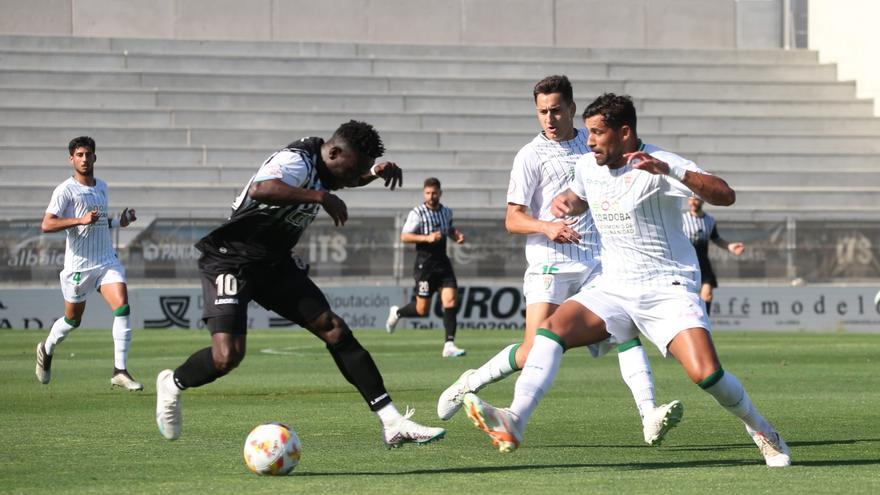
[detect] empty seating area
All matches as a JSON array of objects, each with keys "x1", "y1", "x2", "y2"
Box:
[{"x1": 2, "y1": 34, "x2": 879, "y2": 221}]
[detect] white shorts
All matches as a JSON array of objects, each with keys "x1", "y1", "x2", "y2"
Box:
[
  {"x1": 522, "y1": 263, "x2": 600, "y2": 306},
  {"x1": 59, "y1": 262, "x2": 127, "y2": 303},
  {"x1": 569, "y1": 279, "x2": 710, "y2": 357}
]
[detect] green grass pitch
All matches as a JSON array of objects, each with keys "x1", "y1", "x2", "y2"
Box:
[{"x1": 2, "y1": 329, "x2": 879, "y2": 494}]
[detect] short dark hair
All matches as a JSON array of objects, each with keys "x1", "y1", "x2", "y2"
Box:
[
  {"x1": 533, "y1": 75, "x2": 574, "y2": 105},
  {"x1": 330, "y1": 120, "x2": 385, "y2": 160},
  {"x1": 582, "y1": 93, "x2": 637, "y2": 132},
  {"x1": 423, "y1": 177, "x2": 441, "y2": 189},
  {"x1": 68, "y1": 136, "x2": 96, "y2": 155}
]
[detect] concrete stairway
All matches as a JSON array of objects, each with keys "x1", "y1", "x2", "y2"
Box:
[{"x1": 1, "y1": 34, "x2": 878, "y2": 221}]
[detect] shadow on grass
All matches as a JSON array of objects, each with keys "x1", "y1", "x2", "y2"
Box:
[
  {"x1": 294, "y1": 438, "x2": 880, "y2": 477},
  {"x1": 295, "y1": 458, "x2": 755, "y2": 477},
  {"x1": 295, "y1": 455, "x2": 880, "y2": 477},
  {"x1": 544, "y1": 437, "x2": 880, "y2": 452}
]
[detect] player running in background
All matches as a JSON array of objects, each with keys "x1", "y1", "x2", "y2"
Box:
[
  {"x1": 36, "y1": 136, "x2": 142, "y2": 391},
  {"x1": 438, "y1": 76, "x2": 682, "y2": 446},
  {"x1": 155, "y1": 121, "x2": 445, "y2": 448},
  {"x1": 682, "y1": 196, "x2": 745, "y2": 315},
  {"x1": 463, "y1": 94, "x2": 790, "y2": 467},
  {"x1": 385, "y1": 177, "x2": 467, "y2": 357}
]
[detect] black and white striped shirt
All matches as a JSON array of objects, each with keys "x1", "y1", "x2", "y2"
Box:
[
  {"x1": 198, "y1": 137, "x2": 325, "y2": 262},
  {"x1": 402, "y1": 203, "x2": 454, "y2": 261},
  {"x1": 682, "y1": 211, "x2": 719, "y2": 265}
]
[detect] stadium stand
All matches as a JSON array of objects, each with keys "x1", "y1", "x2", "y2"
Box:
[{"x1": 1, "y1": 34, "x2": 879, "y2": 224}]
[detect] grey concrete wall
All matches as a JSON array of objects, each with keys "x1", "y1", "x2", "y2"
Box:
[{"x1": 0, "y1": 0, "x2": 783, "y2": 48}]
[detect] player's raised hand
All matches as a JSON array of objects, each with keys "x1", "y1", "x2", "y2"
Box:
[
  {"x1": 728, "y1": 242, "x2": 745, "y2": 256},
  {"x1": 542, "y1": 219, "x2": 581, "y2": 244},
  {"x1": 81, "y1": 208, "x2": 100, "y2": 225},
  {"x1": 120, "y1": 208, "x2": 137, "y2": 227},
  {"x1": 625, "y1": 151, "x2": 669, "y2": 175},
  {"x1": 321, "y1": 193, "x2": 349, "y2": 226},
  {"x1": 372, "y1": 161, "x2": 402, "y2": 190}
]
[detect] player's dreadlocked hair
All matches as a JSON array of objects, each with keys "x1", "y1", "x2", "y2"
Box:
[
  {"x1": 583, "y1": 93, "x2": 637, "y2": 133},
  {"x1": 330, "y1": 120, "x2": 385, "y2": 160}
]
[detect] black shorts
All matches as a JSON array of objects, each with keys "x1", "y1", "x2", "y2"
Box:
[
  {"x1": 413, "y1": 259, "x2": 457, "y2": 298},
  {"x1": 699, "y1": 262, "x2": 718, "y2": 288},
  {"x1": 200, "y1": 252, "x2": 329, "y2": 334}
]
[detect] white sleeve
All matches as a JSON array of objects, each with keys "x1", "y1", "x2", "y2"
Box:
[
  {"x1": 253, "y1": 150, "x2": 311, "y2": 187},
  {"x1": 45, "y1": 184, "x2": 68, "y2": 216},
  {"x1": 506, "y1": 148, "x2": 538, "y2": 206},
  {"x1": 655, "y1": 150, "x2": 709, "y2": 198},
  {"x1": 401, "y1": 209, "x2": 421, "y2": 234},
  {"x1": 570, "y1": 156, "x2": 589, "y2": 202}
]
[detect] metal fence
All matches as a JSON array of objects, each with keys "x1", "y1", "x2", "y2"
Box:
[{"x1": 3, "y1": 216, "x2": 880, "y2": 285}]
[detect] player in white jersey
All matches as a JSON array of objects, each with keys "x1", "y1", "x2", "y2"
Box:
[
  {"x1": 35, "y1": 136, "x2": 143, "y2": 391},
  {"x1": 463, "y1": 94, "x2": 790, "y2": 467},
  {"x1": 439, "y1": 76, "x2": 682, "y2": 446},
  {"x1": 683, "y1": 196, "x2": 745, "y2": 315}
]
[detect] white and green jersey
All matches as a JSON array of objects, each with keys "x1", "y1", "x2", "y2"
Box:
[
  {"x1": 46, "y1": 177, "x2": 116, "y2": 271},
  {"x1": 507, "y1": 128, "x2": 600, "y2": 274},
  {"x1": 570, "y1": 143, "x2": 705, "y2": 291}
]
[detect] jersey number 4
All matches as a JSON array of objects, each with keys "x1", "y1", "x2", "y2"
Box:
[{"x1": 215, "y1": 274, "x2": 239, "y2": 296}]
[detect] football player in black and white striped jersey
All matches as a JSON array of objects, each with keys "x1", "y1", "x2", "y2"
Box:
[
  {"x1": 385, "y1": 178, "x2": 466, "y2": 358},
  {"x1": 155, "y1": 121, "x2": 445, "y2": 448},
  {"x1": 682, "y1": 196, "x2": 745, "y2": 315},
  {"x1": 36, "y1": 136, "x2": 142, "y2": 391}
]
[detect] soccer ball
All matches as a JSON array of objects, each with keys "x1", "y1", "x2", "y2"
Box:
[{"x1": 243, "y1": 422, "x2": 301, "y2": 475}]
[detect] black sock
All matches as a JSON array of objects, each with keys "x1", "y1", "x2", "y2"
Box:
[
  {"x1": 173, "y1": 347, "x2": 222, "y2": 389},
  {"x1": 443, "y1": 307, "x2": 457, "y2": 342},
  {"x1": 705, "y1": 300, "x2": 713, "y2": 316},
  {"x1": 396, "y1": 301, "x2": 420, "y2": 318},
  {"x1": 326, "y1": 332, "x2": 391, "y2": 411}
]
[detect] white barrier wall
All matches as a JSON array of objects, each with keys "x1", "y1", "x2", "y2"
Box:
[
  {"x1": 2, "y1": 285, "x2": 878, "y2": 332},
  {"x1": 809, "y1": 0, "x2": 880, "y2": 116},
  {"x1": 0, "y1": 0, "x2": 783, "y2": 49}
]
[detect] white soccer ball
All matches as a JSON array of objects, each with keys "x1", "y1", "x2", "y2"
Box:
[{"x1": 243, "y1": 422, "x2": 301, "y2": 475}]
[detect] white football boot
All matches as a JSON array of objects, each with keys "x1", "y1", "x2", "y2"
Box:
[
  {"x1": 749, "y1": 427, "x2": 792, "y2": 467},
  {"x1": 463, "y1": 393, "x2": 523, "y2": 453},
  {"x1": 382, "y1": 407, "x2": 446, "y2": 448},
  {"x1": 111, "y1": 370, "x2": 144, "y2": 391},
  {"x1": 385, "y1": 306, "x2": 400, "y2": 334},
  {"x1": 442, "y1": 341, "x2": 466, "y2": 358},
  {"x1": 156, "y1": 369, "x2": 183, "y2": 440},
  {"x1": 437, "y1": 369, "x2": 478, "y2": 420},
  {"x1": 35, "y1": 341, "x2": 52, "y2": 384},
  {"x1": 642, "y1": 400, "x2": 683, "y2": 445}
]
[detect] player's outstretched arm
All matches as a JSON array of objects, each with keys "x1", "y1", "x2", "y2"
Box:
[
  {"x1": 506, "y1": 202, "x2": 581, "y2": 244},
  {"x1": 355, "y1": 161, "x2": 402, "y2": 189},
  {"x1": 714, "y1": 238, "x2": 745, "y2": 256},
  {"x1": 401, "y1": 231, "x2": 442, "y2": 244},
  {"x1": 41, "y1": 210, "x2": 98, "y2": 233},
  {"x1": 625, "y1": 151, "x2": 735, "y2": 206},
  {"x1": 250, "y1": 179, "x2": 348, "y2": 226}
]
